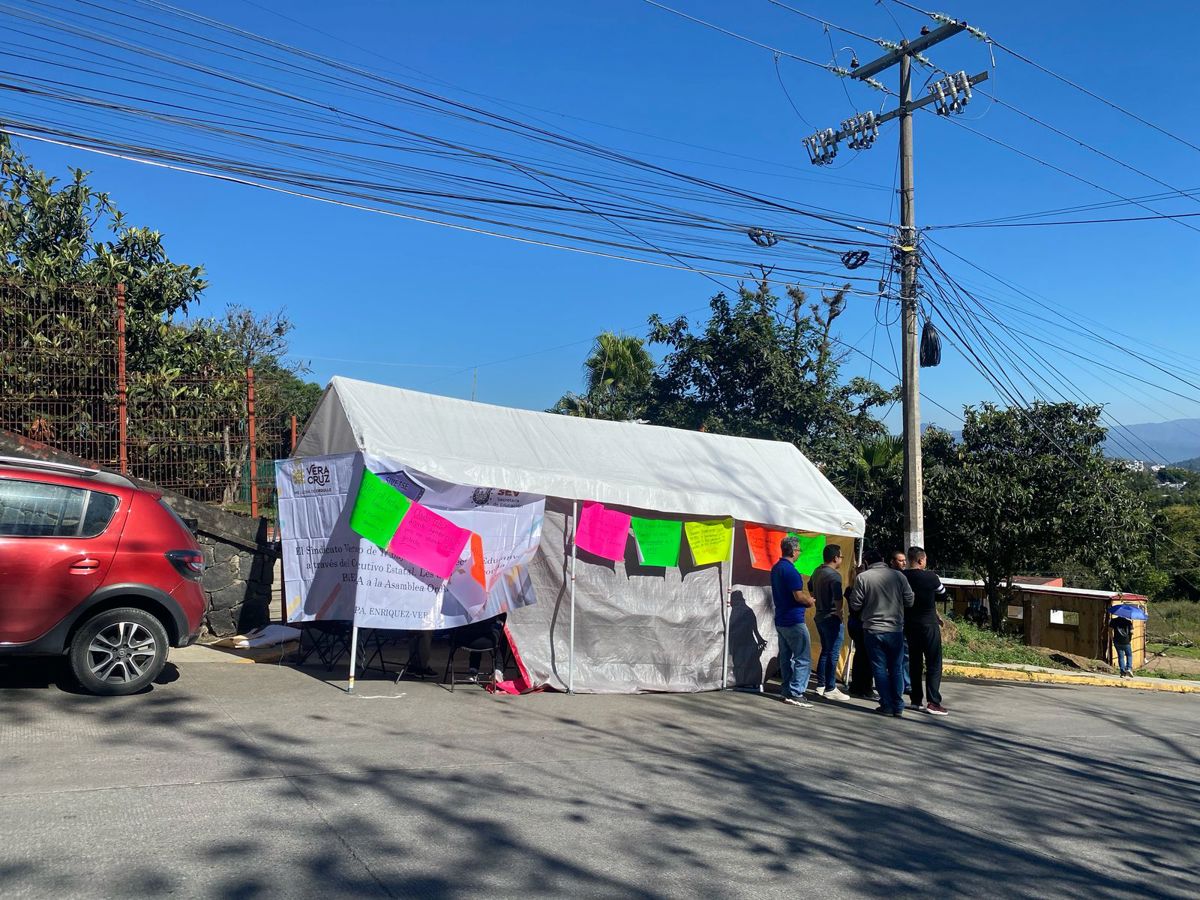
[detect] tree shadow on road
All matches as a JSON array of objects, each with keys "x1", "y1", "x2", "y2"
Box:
[{"x1": 0, "y1": 665, "x2": 1197, "y2": 898}]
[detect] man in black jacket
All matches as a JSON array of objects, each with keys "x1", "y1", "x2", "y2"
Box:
[{"x1": 903, "y1": 546, "x2": 949, "y2": 716}]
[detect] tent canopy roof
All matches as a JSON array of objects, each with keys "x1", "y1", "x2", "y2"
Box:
[{"x1": 295, "y1": 376, "x2": 865, "y2": 537}]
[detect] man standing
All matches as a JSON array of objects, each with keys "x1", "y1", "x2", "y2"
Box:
[
  {"x1": 1111, "y1": 614, "x2": 1134, "y2": 677},
  {"x1": 889, "y1": 550, "x2": 913, "y2": 699},
  {"x1": 771, "y1": 535, "x2": 816, "y2": 708},
  {"x1": 849, "y1": 548, "x2": 914, "y2": 716},
  {"x1": 903, "y1": 547, "x2": 949, "y2": 715},
  {"x1": 810, "y1": 544, "x2": 848, "y2": 700},
  {"x1": 846, "y1": 568, "x2": 875, "y2": 700}
]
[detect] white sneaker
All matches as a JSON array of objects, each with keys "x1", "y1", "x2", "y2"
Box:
[
  {"x1": 781, "y1": 697, "x2": 813, "y2": 708},
  {"x1": 812, "y1": 686, "x2": 827, "y2": 697},
  {"x1": 823, "y1": 687, "x2": 849, "y2": 700}
]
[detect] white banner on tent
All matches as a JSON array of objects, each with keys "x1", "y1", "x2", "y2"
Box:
[{"x1": 276, "y1": 452, "x2": 544, "y2": 630}]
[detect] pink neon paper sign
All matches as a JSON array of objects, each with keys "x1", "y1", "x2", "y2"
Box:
[
  {"x1": 386, "y1": 501, "x2": 472, "y2": 579},
  {"x1": 575, "y1": 501, "x2": 632, "y2": 561}
]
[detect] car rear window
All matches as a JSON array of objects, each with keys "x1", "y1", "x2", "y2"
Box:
[{"x1": 81, "y1": 491, "x2": 120, "y2": 537}]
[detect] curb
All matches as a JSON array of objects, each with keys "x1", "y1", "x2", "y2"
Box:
[{"x1": 943, "y1": 663, "x2": 1200, "y2": 694}]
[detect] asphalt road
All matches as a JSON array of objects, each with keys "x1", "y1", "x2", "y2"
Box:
[{"x1": 1, "y1": 654, "x2": 1197, "y2": 899}]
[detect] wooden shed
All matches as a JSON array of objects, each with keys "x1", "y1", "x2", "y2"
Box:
[{"x1": 941, "y1": 578, "x2": 1149, "y2": 670}]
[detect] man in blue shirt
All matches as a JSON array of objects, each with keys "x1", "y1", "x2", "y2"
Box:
[{"x1": 771, "y1": 535, "x2": 816, "y2": 708}]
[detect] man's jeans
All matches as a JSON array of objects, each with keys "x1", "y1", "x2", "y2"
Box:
[
  {"x1": 847, "y1": 615, "x2": 874, "y2": 695},
  {"x1": 901, "y1": 636, "x2": 912, "y2": 694},
  {"x1": 865, "y1": 630, "x2": 906, "y2": 713},
  {"x1": 1116, "y1": 644, "x2": 1133, "y2": 674},
  {"x1": 777, "y1": 622, "x2": 812, "y2": 699},
  {"x1": 815, "y1": 618, "x2": 844, "y2": 691}
]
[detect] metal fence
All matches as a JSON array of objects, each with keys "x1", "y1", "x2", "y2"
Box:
[
  {"x1": 0, "y1": 280, "x2": 295, "y2": 517},
  {"x1": 0, "y1": 280, "x2": 122, "y2": 468}
]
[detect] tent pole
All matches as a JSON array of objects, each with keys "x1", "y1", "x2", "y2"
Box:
[
  {"x1": 568, "y1": 501, "x2": 578, "y2": 694},
  {"x1": 347, "y1": 623, "x2": 359, "y2": 694},
  {"x1": 721, "y1": 559, "x2": 730, "y2": 691}
]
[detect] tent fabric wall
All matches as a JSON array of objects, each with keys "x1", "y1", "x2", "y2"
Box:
[
  {"x1": 510, "y1": 500, "x2": 727, "y2": 693},
  {"x1": 508, "y1": 502, "x2": 858, "y2": 693}
]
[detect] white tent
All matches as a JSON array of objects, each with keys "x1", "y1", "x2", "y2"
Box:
[{"x1": 294, "y1": 377, "x2": 864, "y2": 693}]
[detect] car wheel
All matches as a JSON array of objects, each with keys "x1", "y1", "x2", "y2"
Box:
[{"x1": 68, "y1": 608, "x2": 169, "y2": 696}]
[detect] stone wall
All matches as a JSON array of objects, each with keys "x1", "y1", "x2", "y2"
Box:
[
  {"x1": 1, "y1": 429, "x2": 277, "y2": 637},
  {"x1": 195, "y1": 531, "x2": 276, "y2": 637}
]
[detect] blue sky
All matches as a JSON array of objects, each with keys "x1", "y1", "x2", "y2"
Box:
[{"x1": 15, "y1": 0, "x2": 1200, "y2": 432}]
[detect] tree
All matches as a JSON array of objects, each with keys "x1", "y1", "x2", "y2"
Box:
[
  {"x1": 0, "y1": 139, "x2": 322, "y2": 507},
  {"x1": 645, "y1": 278, "x2": 897, "y2": 478},
  {"x1": 1148, "y1": 504, "x2": 1200, "y2": 601},
  {"x1": 551, "y1": 331, "x2": 654, "y2": 421},
  {"x1": 843, "y1": 435, "x2": 904, "y2": 551},
  {"x1": 0, "y1": 139, "x2": 207, "y2": 370},
  {"x1": 922, "y1": 402, "x2": 1153, "y2": 629}
]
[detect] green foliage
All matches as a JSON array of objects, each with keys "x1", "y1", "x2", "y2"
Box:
[
  {"x1": 0, "y1": 140, "x2": 322, "y2": 507},
  {"x1": 843, "y1": 435, "x2": 904, "y2": 550},
  {"x1": 0, "y1": 141, "x2": 207, "y2": 371},
  {"x1": 942, "y1": 619, "x2": 1073, "y2": 669},
  {"x1": 1145, "y1": 600, "x2": 1200, "y2": 648},
  {"x1": 550, "y1": 331, "x2": 653, "y2": 421},
  {"x1": 644, "y1": 279, "x2": 897, "y2": 476},
  {"x1": 1172, "y1": 456, "x2": 1200, "y2": 473},
  {"x1": 923, "y1": 402, "x2": 1154, "y2": 627}
]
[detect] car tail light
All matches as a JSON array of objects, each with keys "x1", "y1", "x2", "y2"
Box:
[{"x1": 166, "y1": 549, "x2": 205, "y2": 580}]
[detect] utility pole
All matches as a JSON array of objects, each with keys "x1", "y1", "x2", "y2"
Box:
[
  {"x1": 802, "y1": 21, "x2": 988, "y2": 549},
  {"x1": 898, "y1": 47, "x2": 922, "y2": 551}
]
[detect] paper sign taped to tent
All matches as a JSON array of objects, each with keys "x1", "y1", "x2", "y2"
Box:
[
  {"x1": 684, "y1": 518, "x2": 733, "y2": 565},
  {"x1": 276, "y1": 452, "x2": 544, "y2": 630},
  {"x1": 575, "y1": 502, "x2": 631, "y2": 561},
  {"x1": 744, "y1": 523, "x2": 789, "y2": 570},
  {"x1": 349, "y1": 469, "x2": 412, "y2": 549},
  {"x1": 744, "y1": 524, "x2": 826, "y2": 575},
  {"x1": 630, "y1": 516, "x2": 682, "y2": 567},
  {"x1": 386, "y1": 501, "x2": 472, "y2": 579},
  {"x1": 792, "y1": 533, "x2": 827, "y2": 576}
]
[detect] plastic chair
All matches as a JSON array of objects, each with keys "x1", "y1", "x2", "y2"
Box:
[{"x1": 443, "y1": 630, "x2": 501, "y2": 692}]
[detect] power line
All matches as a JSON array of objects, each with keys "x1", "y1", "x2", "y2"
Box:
[
  {"x1": 929, "y1": 209, "x2": 1200, "y2": 229},
  {"x1": 942, "y1": 116, "x2": 1200, "y2": 236},
  {"x1": 885, "y1": 0, "x2": 1200, "y2": 157},
  {"x1": 988, "y1": 95, "x2": 1200, "y2": 210},
  {"x1": 931, "y1": 186, "x2": 1200, "y2": 228},
  {"x1": 642, "y1": 0, "x2": 843, "y2": 73}
]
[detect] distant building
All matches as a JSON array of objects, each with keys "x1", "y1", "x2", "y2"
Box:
[{"x1": 941, "y1": 578, "x2": 1148, "y2": 670}]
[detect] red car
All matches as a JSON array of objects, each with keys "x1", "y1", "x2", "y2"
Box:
[{"x1": 0, "y1": 456, "x2": 206, "y2": 694}]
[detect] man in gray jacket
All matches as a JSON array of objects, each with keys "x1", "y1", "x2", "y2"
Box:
[{"x1": 848, "y1": 548, "x2": 914, "y2": 716}]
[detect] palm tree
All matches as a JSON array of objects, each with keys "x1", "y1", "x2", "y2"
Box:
[
  {"x1": 552, "y1": 332, "x2": 653, "y2": 421},
  {"x1": 854, "y1": 435, "x2": 904, "y2": 482}
]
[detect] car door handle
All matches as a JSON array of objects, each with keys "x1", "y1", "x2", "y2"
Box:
[{"x1": 70, "y1": 558, "x2": 102, "y2": 574}]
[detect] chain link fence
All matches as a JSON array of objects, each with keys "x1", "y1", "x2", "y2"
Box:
[
  {"x1": 0, "y1": 280, "x2": 121, "y2": 468},
  {"x1": 0, "y1": 279, "x2": 295, "y2": 517}
]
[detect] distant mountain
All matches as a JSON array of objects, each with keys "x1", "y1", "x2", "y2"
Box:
[
  {"x1": 1103, "y1": 418, "x2": 1200, "y2": 466},
  {"x1": 1174, "y1": 456, "x2": 1200, "y2": 473}
]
